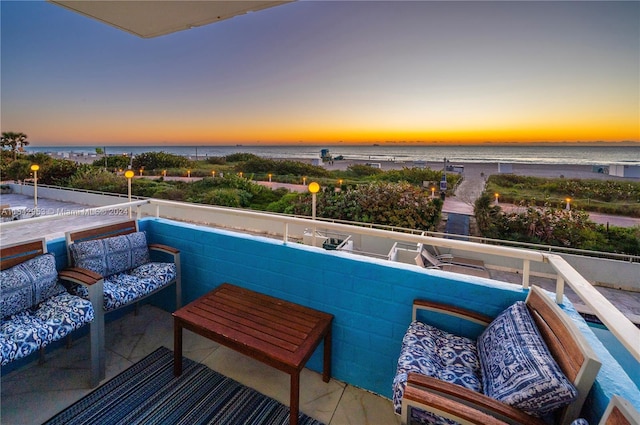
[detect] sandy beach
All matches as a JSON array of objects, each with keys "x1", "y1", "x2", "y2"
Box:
[
  {"x1": 322, "y1": 158, "x2": 619, "y2": 180},
  {"x1": 48, "y1": 151, "x2": 633, "y2": 182}
]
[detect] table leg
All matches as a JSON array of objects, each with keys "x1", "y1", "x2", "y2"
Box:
[
  {"x1": 323, "y1": 326, "x2": 332, "y2": 383},
  {"x1": 174, "y1": 318, "x2": 183, "y2": 376},
  {"x1": 290, "y1": 372, "x2": 300, "y2": 425}
]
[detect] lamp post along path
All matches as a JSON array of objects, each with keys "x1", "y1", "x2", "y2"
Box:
[
  {"x1": 308, "y1": 182, "x2": 320, "y2": 247},
  {"x1": 30, "y1": 164, "x2": 39, "y2": 208},
  {"x1": 125, "y1": 170, "x2": 135, "y2": 218}
]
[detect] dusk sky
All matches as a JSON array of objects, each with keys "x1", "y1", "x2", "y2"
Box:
[{"x1": 1, "y1": 1, "x2": 638, "y2": 146}]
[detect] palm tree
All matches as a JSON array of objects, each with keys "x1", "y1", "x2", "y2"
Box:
[{"x1": 1, "y1": 131, "x2": 29, "y2": 160}]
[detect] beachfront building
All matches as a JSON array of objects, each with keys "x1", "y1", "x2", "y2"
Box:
[{"x1": 610, "y1": 164, "x2": 640, "y2": 178}]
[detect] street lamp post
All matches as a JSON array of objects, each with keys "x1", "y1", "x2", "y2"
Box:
[
  {"x1": 495, "y1": 193, "x2": 499, "y2": 205},
  {"x1": 124, "y1": 170, "x2": 135, "y2": 218},
  {"x1": 566, "y1": 198, "x2": 571, "y2": 211},
  {"x1": 30, "y1": 164, "x2": 39, "y2": 208},
  {"x1": 308, "y1": 182, "x2": 320, "y2": 246},
  {"x1": 268, "y1": 173, "x2": 272, "y2": 182}
]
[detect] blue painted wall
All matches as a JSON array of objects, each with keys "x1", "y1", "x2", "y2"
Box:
[{"x1": 138, "y1": 219, "x2": 524, "y2": 395}]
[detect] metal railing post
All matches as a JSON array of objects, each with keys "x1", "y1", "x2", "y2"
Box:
[
  {"x1": 555, "y1": 275, "x2": 565, "y2": 304},
  {"x1": 522, "y1": 259, "x2": 530, "y2": 288}
]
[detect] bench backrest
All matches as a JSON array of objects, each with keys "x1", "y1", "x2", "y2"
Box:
[
  {"x1": 65, "y1": 220, "x2": 139, "y2": 265},
  {"x1": 526, "y1": 286, "x2": 601, "y2": 425},
  {"x1": 0, "y1": 238, "x2": 47, "y2": 270}
]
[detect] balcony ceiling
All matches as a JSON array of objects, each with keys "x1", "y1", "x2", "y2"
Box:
[{"x1": 48, "y1": 1, "x2": 292, "y2": 38}]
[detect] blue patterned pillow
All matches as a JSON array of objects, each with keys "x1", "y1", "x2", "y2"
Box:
[
  {"x1": 70, "y1": 232, "x2": 151, "y2": 277},
  {"x1": 477, "y1": 301, "x2": 578, "y2": 417},
  {"x1": 0, "y1": 253, "x2": 65, "y2": 318}
]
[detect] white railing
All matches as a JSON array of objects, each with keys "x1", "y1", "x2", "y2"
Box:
[
  {"x1": 1, "y1": 197, "x2": 638, "y2": 362},
  {"x1": 547, "y1": 254, "x2": 640, "y2": 363}
]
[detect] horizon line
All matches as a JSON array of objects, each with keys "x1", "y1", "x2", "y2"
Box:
[{"x1": 24, "y1": 140, "x2": 640, "y2": 148}]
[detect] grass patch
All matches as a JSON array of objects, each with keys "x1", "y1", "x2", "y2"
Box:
[{"x1": 485, "y1": 175, "x2": 640, "y2": 217}]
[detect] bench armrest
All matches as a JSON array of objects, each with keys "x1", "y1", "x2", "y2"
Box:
[
  {"x1": 149, "y1": 243, "x2": 180, "y2": 256},
  {"x1": 59, "y1": 267, "x2": 102, "y2": 286},
  {"x1": 412, "y1": 299, "x2": 493, "y2": 325},
  {"x1": 404, "y1": 373, "x2": 546, "y2": 425}
]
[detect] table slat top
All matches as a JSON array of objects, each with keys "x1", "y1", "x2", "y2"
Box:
[{"x1": 173, "y1": 283, "x2": 333, "y2": 369}]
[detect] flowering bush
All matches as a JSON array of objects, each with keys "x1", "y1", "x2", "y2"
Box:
[
  {"x1": 474, "y1": 194, "x2": 639, "y2": 255},
  {"x1": 486, "y1": 175, "x2": 640, "y2": 217},
  {"x1": 290, "y1": 181, "x2": 442, "y2": 231}
]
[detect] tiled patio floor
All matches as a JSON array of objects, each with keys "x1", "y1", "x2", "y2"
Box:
[{"x1": 0, "y1": 304, "x2": 400, "y2": 425}]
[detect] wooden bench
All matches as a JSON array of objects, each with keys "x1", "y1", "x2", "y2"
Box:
[
  {"x1": 395, "y1": 286, "x2": 601, "y2": 425},
  {"x1": 1, "y1": 239, "x2": 98, "y2": 385},
  {"x1": 61, "y1": 220, "x2": 181, "y2": 384}
]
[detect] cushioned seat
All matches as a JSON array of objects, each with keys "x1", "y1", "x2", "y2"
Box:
[
  {"x1": 393, "y1": 321, "x2": 481, "y2": 411},
  {"x1": 70, "y1": 263, "x2": 176, "y2": 311},
  {"x1": 393, "y1": 321, "x2": 482, "y2": 425},
  {"x1": 0, "y1": 240, "x2": 95, "y2": 384},
  {"x1": 394, "y1": 288, "x2": 601, "y2": 425},
  {"x1": 1, "y1": 293, "x2": 94, "y2": 365}
]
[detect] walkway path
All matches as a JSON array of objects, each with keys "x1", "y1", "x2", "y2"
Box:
[{"x1": 442, "y1": 171, "x2": 639, "y2": 228}]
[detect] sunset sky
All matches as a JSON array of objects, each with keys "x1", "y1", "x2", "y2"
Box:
[{"x1": 1, "y1": 1, "x2": 638, "y2": 146}]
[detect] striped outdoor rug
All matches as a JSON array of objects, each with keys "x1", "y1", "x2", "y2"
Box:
[{"x1": 44, "y1": 346, "x2": 324, "y2": 425}]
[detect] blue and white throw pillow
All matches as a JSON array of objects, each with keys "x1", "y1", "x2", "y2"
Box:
[
  {"x1": 0, "y1": 253, "x2": 65, "y2": 318},
  {"x1": 70, "y1": 232, "x2": 151, "y2": 278},
  {"x1": 477, "y1": 301, "x2": 578, "y2": 417}
]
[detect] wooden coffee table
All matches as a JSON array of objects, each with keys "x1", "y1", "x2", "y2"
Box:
[{"x1": 173, "y1": 283, "x2": 333, "y2": 425}]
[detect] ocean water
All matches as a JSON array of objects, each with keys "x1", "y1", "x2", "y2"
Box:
[{"x1": 26, "y1": 144, "x2": 640, "y2": 166}]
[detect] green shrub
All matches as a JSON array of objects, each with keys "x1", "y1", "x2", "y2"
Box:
[
  {"x1": 132, "y1": 151, "x2": 190, "y2": 170},
  {"x1": 152, "y1": 187, "x2": 186, "y2": 201},
  {"x1": 474, "y1": 194, "x2": 639, "y2": 255},
  {"x1": 2, "y1": 159, "x2": 31, "y2": 181},
  {"x1": 200, "y1": 188, "x2": 250, "y2": 208},
  {"x1": 92, "y1": 155, "x2": 131, "y2": 170},
  {"x1": 38, "y1": 160, "x2": 82, "y2": 186},
  {"x1": 377, "y1": 167, "x2": 461, "y2": 195},
  {"x1": 225, "y1": 153, "x2": 260, "y2": 162},
  {"x1": 288, "y1": 181, "x2": 441, "y2": 231},
  {"x1": 206, "y1": 156, "x2": 227, "y2": 165},
  {"x1": 346, "y1": 164, "x2": 384, "y2": 177},
  {"x1": 240, "y1": 157, "x2": 330, "y2": 178},
  {"x1": 68, "y1": 169, "x2": 126, "y2": 193}
]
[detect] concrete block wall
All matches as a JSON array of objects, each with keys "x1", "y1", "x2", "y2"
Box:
[{"x1": 138, "y1": 218, "x2": 529, "y2": 398}]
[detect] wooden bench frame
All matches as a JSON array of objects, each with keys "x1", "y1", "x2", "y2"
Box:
[
  {"x1": 61, "y1": 220, "x2": 181, "y2": 385},
  {"x1": 0, "y1": 238, "x2": 100, "y2": 386},
  {"x1": 599, "y1": 396, "x2": 640, "y2": 425},
  {"x1": 401, "y1": 286, "x2": 601, "y2": 425}
]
